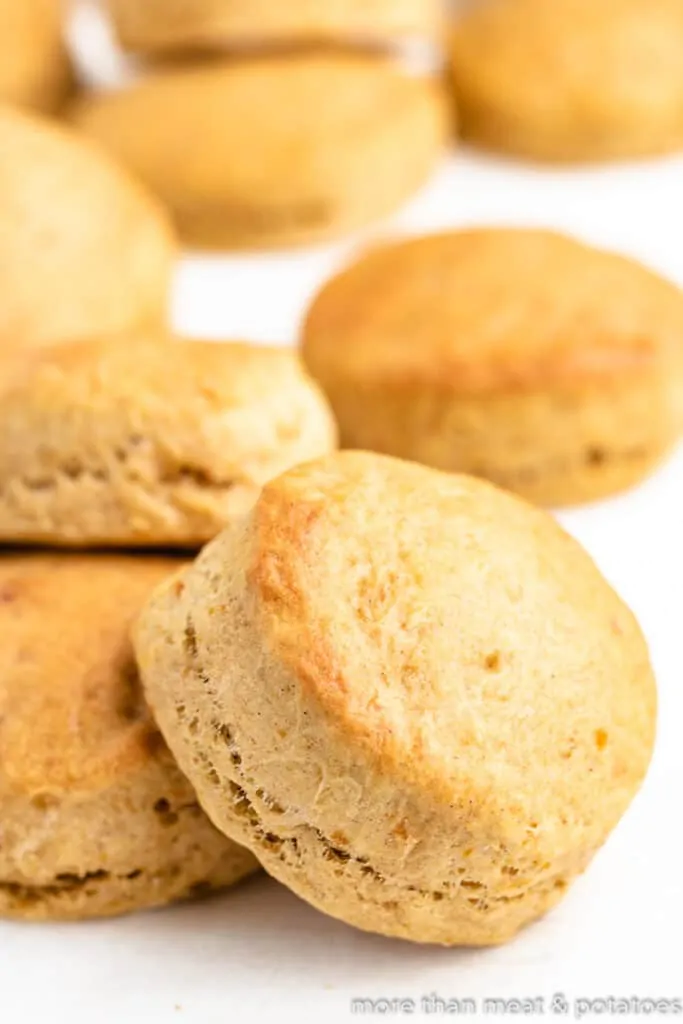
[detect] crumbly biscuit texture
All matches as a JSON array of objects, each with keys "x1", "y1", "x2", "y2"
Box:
[
  {"x1": 0, "y1": 106, "x2": 175, "y2": 353},
  {"x1": 0, "y1": 555, "x2": 258, "y2": 921},
  {"x1": 0, "y1": 337, "x2": 337, "y2": 547},
  {"x1": 109, "y1": 0, "x2": 443, "y2": 52},
  {"x1": 451, "y1": 0, "x2": 683, "y2": 162},
  {"x1": 302, "y1": 229, "x2": 683, "y2": 506},
  {"x1": 135, "y1": 451, "x2": 656, "y2": 945},
  {"x1": 70, "y1": 54, "x2": 449, "y2": 249},
  {"x1": 0, "y1": 0, "x2": 73, "y2": 113}
]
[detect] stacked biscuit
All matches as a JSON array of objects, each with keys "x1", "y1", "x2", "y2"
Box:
[
  {"x1": 62, "y1": 0, "x2": 683, "y2": 255},
  {"x1": 0, "y1": 99, "x2": 337, "y2": 919},
  {"x1": 64, "y1": 0, "x2": 449, "y2": 249},
  {"x1": 0, "y1": 332, "x2": 337, "y2": 920},
  {"x1": 0, "y1": 330, "x2": 337, "y2": 919}
]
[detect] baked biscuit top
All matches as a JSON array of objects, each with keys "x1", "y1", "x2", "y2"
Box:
[{"x1": 303, "y1": 229, "x2": 683, "y2": 394}]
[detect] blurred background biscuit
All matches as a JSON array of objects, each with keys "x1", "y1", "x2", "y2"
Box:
[
  {"x1": 301, "y1": 228, "x2": 683, "y2": 507},
  {"x1": 0, "y1": 0, "x2": 73, "y2": 114},
  {"x1": 0, "y1": 335, "x2": 337, "y2": 547},
  {"x1": 450, "y1": 0, "x2": 683, "y2": 163},
  {"x1": 107, "y1": 0, "x2": 444, "y2": 53},
  {"x1": 0, "y1": 106, "x2": 176, "y2": 353},
  {"x1": 70, "y1": 53, "x2": 449, "y2": 249}
]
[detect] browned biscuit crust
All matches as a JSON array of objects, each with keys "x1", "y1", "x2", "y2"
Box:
[{"x1": 0, "y1": 555, "x2": 258, "y2": 921}]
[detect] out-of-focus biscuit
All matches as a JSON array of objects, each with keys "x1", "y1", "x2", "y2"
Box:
[
  {"x1": 302, "y1": 229, "x2": 683, "y2": 506},
  {"x1": 0, "y1": 107, "x2": 175, "y2": 353},
  {"x1": 70, "y1": 54, "x2": 449, "y2": 249},
  {"x1": 450, "y1": 0, "x2": 683, "y2": 162}
]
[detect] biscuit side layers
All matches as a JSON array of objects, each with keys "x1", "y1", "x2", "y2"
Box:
[{"x1": 0, "y1": 340, "x2": 337, "y2": 547}]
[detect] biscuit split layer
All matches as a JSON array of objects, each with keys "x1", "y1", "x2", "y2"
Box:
[
  {"x1": 0, "y1": 555, "x2": 258, "y2": 921},
  {"x1": 135, "y1": 451, "x2": 656, "y2": 946}
]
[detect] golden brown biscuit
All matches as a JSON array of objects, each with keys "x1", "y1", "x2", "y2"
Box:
[
  {"x1": 0, "y1": 0, "x2": 73, "y2": 114},
  {"x1": 70, "y1": 54, "x2": 449, "y2": 249},
  {"x1": 0, "y1": 335, "x2": 337, "y2": 547},
  {"x1": 108, "y1": 0, "x2": 443, "y2": 53},
  {"x1": 450, "y1": 0, "x2": 683, "y2": 163},
  {"x1": 134, "y1": 451, "x2": 656, "y2": 946},
  {"x1": 301, "y1": 229, "x2": 683, "y2": 507},
  {"x1": 0, "y1": 555, "x2": 258, "y2": 921},
  {"x1": 0, "y1": 106, "x2": 175, "y2": 353}
]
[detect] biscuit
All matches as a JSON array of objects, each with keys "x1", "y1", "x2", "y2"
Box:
[
  {"x1": 450, "y1": 0, "x2": 683, "y2": 163},
  {"x1": 108, "y1": 0, "x2": 443, "y2": 53},
  {"x1": 70, "y1": 54, "x2": 449, "y2": 249},
  {"x1": 0, "y1": 335, "x2": 337, "y2": 547},
  {"x1": 0, "y1": 0, "x2": 73, "y2": 114},
  {"x1": 0, "y1": 555, "x2": 258, "y2": 921},
  {"x1": 134, "y1": 451, "x2": 656, "y2": 946},
  {"x1": 0, "y1": 106, "x2": 175, "y2": 353},
  {"x1": 301, "y1": 229, "x2": 683, "y2": 507}
]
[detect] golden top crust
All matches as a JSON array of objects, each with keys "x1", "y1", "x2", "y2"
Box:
[
  {"x1": 2, "y1": 335, "x2": 324, "y2": 413},
  {"x1": 247, "y1": 452, "x2": 655, "y2": 808},
  {"x1": 0, "y1": 0, "x2": 73, "y2": 113},
  {"x1": 69, "y1": 53, "x2": 446, "y2": 205},
  {"x1": 0, "y1": 106, "x2": 175, "y2": 352},
  {"x1": 302, "y1": 229, "x2": 683, "y2": 395},
  {"x1": 0, "y1": 555, "x2": 180, "y2": 798},
  {"x1": 451, "y1": 0, "x2": 683, "y2": 160},
  {"x1": 108, "y1": 0, "x2": 443, "y2": 51},
  {"x1": 0, "y1": 335, "x2": 336, "y2": 466}
]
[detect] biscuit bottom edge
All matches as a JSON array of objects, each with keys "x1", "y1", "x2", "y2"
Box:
[
  {"x1": 0, "y1": 849, "x2": 259, "y2": 922},
  {"x1": 204, "y1": 767, "x2": 595, "y2": 948}
]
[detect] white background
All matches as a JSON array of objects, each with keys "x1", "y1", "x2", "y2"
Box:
[{"x1": 1, "y1": 6, "x2": 682, "y2": 1021}]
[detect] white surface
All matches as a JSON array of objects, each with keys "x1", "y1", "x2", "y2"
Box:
[{"x1": 3, "y1": 11, "x2": 683, "y2": 1023}]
